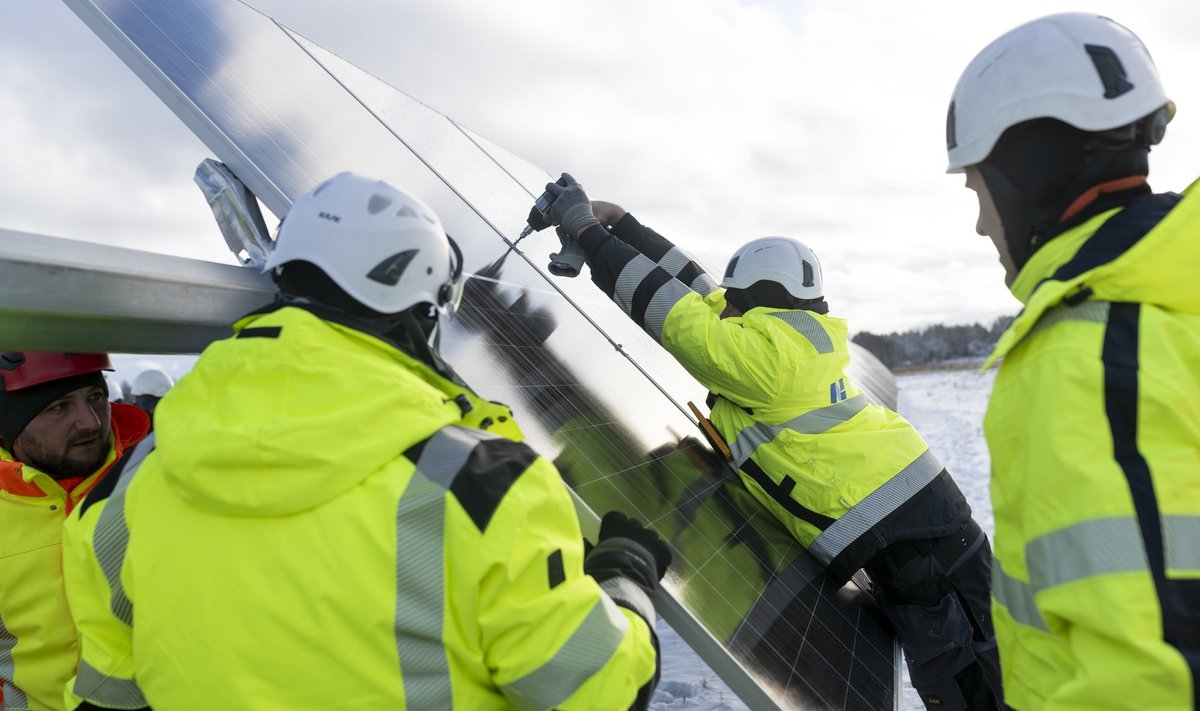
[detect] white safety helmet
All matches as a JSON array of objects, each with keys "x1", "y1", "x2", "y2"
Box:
[
  {"x1": 720, "y1": 237, "x2": 823, "y2": 301},
  {"x1": 104, "y1": 373, "x2": 124, "y2": 402},
  {"x1": 264, "y1": 172, "x2": 462, "y2": 316},
  {"x1": 131, "y1": 369, "x2": 174, "y2": 398},
  {"x1": 947, "y1": 12, "x2": 1174, "y2": 173}
]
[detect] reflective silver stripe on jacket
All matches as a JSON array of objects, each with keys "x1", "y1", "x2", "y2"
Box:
[
  {"x1": 1165, "y1": 516, "x2": 1200, "y2": 571},
  {"x1": 991, "y1": 557, "x2": 1048, "y2": 632},
  {"x1": 613, "y1": 254, "x2": 658, "y2": 317},
  {"x1": 93, "y1": 435, "x2": 156, "y2": 628},
  {"x1": 502, "y1": 598, "x2": 630, "y2": 710},
  {"x1": 656, "y1": 246, "x2": 718, "y2": 296},
  {"x1": 396, "y1": 425, "x2": 632, "y2": 708},
  {"x1": 645, "y1": 279, "x2": 694, "y2": 342},
  {"x1": 992, "y1": 516, "x2": 1151, "y2": 632},
  {"x1": 0, "y1": 612, "x2": 29, "y2": 710},
  {"x1": 1024, "y1": 300, "x2": 1110, "y2": 345},
  {"x1": 395, "y1": 426, "x2": 495, "y2": 708},
  {"x1": 613, "y1": 253, "x2": 696, "y2": 343},
  {"x1": 690, "y1": 273, "x2": 718, "y2": 296},
  {"x1": 74, "y1": 659, "x2": 148, "y2": 709},
  {"x1": 728, "y1": 394, "x2": 868, "y2": 467},
  {"x1": 808, "y1": 448, "x2": 944, "y2": 565},
  {"x1": 767, "y1": 311, "x2": 834, "y2": 353},
  {"x1": 657, "y1": 246, "x2": 691, "y2": 278}
]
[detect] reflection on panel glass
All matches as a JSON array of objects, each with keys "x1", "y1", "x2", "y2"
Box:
[
  {"x1": 66, "y1": 0, "x2": 900, "y2": 707},
  {"x1": 451, "y1": 255, "x2": 895, "y2": 709}
]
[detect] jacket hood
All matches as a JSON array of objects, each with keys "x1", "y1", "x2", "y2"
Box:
[
  {"x1": 154, "y1": 307, "x2": 460, "y2": 516},
  {"x1": 986, "y1": 178, "x2": 1200, "y2": 368}
]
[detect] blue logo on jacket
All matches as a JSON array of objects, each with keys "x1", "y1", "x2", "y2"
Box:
[{"x1": 829, "y1": 378, "x2": 847, "y2": 403}]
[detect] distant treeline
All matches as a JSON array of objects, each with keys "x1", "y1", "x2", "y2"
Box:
[{"x1": 851, "y1": 315, "x2": 1016, "y2": 368}]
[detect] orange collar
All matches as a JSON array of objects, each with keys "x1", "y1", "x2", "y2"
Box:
[
  {"x1": 0, "y1": 458, "x2": 46, "y2": 497},
  {"x1": 1060, "y1": 176, "x2": 1149, "y2": 222}
]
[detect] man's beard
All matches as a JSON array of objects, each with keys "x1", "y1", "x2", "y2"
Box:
[{"x1": 25, "y1": 431, "x2": 111, "y2": 480}]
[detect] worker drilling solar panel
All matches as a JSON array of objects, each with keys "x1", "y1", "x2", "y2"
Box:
[{"x1": 56, "y1": 0, "x2": 904, "y2": 707}]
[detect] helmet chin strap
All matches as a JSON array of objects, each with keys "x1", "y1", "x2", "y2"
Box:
[
  {"x1": 386, "y1": 307, "x2": 450, "y2": 374},
  {"x1": 377, "y1": 305, "x2": 470, "y2": 387}
]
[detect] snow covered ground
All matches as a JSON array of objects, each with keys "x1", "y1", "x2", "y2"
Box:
[{"x1": 652, "y1": 363, "x2": 998, "y2": 710}]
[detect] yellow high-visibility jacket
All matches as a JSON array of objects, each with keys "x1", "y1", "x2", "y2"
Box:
[
  {"x1": 0, "y1": 404, "x2": 147, "y2": 711},
  {"x1": 577, "y1": 215, "x2": 971, "y2": 583},
  {"x1": 62, "y1": 306, "x2": 657, "y2": 711},
  {"x1": 983, "y1": 182, "x2": 1200, "y2": 710}
]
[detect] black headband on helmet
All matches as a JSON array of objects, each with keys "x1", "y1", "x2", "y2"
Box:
[{"x1": 437, "y1": 236, "x2": 464, "y2": 308}]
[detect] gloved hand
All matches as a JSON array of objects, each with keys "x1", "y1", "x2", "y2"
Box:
[
  {"x1": 583, "y1": 511, "x2": 672, "y2": 583},
  {"x1": 544, "y1": 173, "x2": 600, "y2": 239},
  {"x1": 548, "y1": 225, "x2": 588, "y2": 278},
  {"x1": 584, "y1": 511, "x2": 670, "y2": 627},
  {"x1": 598, "y1": 511, "x2": 668, "y2": 560}
]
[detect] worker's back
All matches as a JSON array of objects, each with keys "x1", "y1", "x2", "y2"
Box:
[
  {"x1": 668, "y1": 296, "x2": 967, "y2": 582},
  {"x1": 67, "y1": 307, "x2": 657, "y2": 709}
]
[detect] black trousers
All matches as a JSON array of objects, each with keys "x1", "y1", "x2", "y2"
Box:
[{"x1": 866, "y1": 519, "x2": 1005, "y2": 711}]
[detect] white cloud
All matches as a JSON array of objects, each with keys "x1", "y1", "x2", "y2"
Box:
[
  {"x1": 2, "y1": 0, "x2": 1197, "y2": 333},
  {"x1": 0, "y1": 2, "x2": 226, "y2": 261}
]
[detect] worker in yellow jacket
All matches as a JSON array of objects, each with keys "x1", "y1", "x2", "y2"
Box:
[
  {"x1": 538, "y1": 175, "x2": 1003, "y2": 709},
  {"x1": 62, "y1": 172, "x2": 668, "y2": 710},
  {"x1": 947, "y1": 12, "x2": 1199, "y2": 710},
  {"x1": 0, "y1": 352, "x2": 149, "y2": 711}
]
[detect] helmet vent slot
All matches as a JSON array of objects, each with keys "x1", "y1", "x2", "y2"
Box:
[
  {"x1": 1085, "y1": 44, "x2": 1134, "y2": 99},
  {"x1": 367, "y1": 194, "x2": 393, "y2": 215},
  {"x1": 367, "y1": 249, "x2": 419, "y2": 286}
]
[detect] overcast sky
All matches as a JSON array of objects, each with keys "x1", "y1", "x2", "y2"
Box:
[{"x1": 3, "y1": 0, "x2": 1197, "y2": 343}]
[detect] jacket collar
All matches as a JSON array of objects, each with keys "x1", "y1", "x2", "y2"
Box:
[{"x1": 985, "y1": 180, "x2": 1199, "y2": 369}]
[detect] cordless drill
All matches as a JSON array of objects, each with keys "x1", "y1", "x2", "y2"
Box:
[
  {"x1": 519, "y1": 189, "x2": 555, "y2": 239},
  {"x1": 519, "y1": 180, "x2": 587, "y2": 278}
]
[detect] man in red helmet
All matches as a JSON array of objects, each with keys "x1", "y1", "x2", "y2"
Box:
[{"x1": 0, "y1": 351, "x2": 149, "y2": 711}]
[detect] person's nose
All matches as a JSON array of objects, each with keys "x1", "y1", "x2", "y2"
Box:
[{"x1": 72, "y1": 401, "x2": 103, "y2": 433}]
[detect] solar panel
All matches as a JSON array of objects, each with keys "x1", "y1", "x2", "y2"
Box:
[{"x1": 53, "y1": 1, "x2": 901, "y2": 707}]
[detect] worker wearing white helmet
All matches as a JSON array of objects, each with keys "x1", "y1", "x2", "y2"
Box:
[
  {"x1": 104, "y1": 372, "x2": 126, "y2": 404},
  {"x1": 130, "y1": 368, "x2": 174, "y2": 426},
  {"x1": 948, "y1": 13, "x2": 1198, "y2": 710},
  {"x1": 61, "y1": 172, "x2": 666, "y2": 710},
  {"x1": 130, "y1": 368, "x2": 173, "y2": 399},
  {"x1": 542, "y1": 173, "x2": 1003, "y2": 710}
]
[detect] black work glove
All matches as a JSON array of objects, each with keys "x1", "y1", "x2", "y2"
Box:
[
  {"x1": 544, "y1": 172, "x2": 600, "y2": 239},
  {"x1": 585, "y1": 511, "x2": 672, "y2": 584}
]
